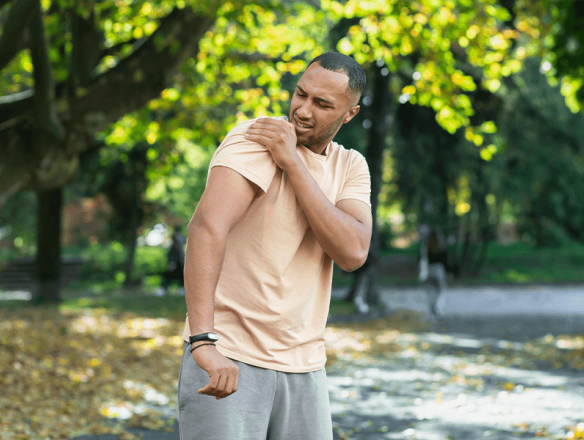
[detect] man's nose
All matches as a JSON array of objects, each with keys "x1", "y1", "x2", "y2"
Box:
[{"x1": 296, "y1": 101, "x2": 312, "y2": 120}]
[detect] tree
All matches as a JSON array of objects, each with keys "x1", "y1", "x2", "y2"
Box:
[
  {"x1": 0, "y1": 0, "x2": 218, "y2": 201},
  {"x1": 0, "y1": 0, "x2": 330, "y2": 301},
  {"x1": 0, "y1": 0, "x2": 220, "y2": 301},
  {"x1": 494, "y1": 57, "x2": 584, "y2": 245},
  {"x1": 102, "y1": 145, "x2": 149, "y2": 287},
  {"x1": 322, "y1": 0, "x2": 525, "y2": 307}
]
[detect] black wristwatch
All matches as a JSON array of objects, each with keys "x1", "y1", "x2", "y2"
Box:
[{"x1": 189, "y1": 332, "x2": 219, "y2": 345}]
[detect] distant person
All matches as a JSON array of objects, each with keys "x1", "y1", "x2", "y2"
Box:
[
  {"x1": 155, "y1": 226, "x2": 186, "y2": 296},
  {"x1": 178, "y1": 52, "x2": 372, "y2": 439},
  {"x1": 418, "y1": 224, "x2": 447, "y2": 317}
]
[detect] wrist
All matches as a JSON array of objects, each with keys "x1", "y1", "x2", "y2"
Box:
[
  {"x1": 282, "y1": 151, "x2": 303, "y2": 174},
  {"x1": 189, "y1": 332, "x2": 219, "y2": 345},
  {"x1": 190, "y1": 342, "x2": 216, "y2": 353}
]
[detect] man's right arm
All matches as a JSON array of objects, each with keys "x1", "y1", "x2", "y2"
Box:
[{"x1": 184, "y1": 165, "x2": 258, "y2": 399}]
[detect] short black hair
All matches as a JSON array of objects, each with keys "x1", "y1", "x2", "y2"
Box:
[{"x1": 307, "y1": 52, "x2": 366, "y2": 100}]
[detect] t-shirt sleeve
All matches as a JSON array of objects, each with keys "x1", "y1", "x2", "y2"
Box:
[
  {"x1": 208, "y1": 121, "x2": 278, "y2": 194},
  {"x1": 336, "y1": 150, "x2": 371, "y2": 208}
]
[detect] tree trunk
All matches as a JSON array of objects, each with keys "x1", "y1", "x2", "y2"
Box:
[
  {"x1": 34, "y1": 186, "x2": 62, "y2": 303},
  {"x1": 123, "y1": 219, "x2": 138, "y2": 287},
  {"x1": 347, "y1": 65, "x2": 392, "y2": 310}
]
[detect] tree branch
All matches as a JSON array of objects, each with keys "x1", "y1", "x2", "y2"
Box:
[
  {"x1": 29, "y1": 0, "x2": 64, "y2": 140},
  {"x1": 70, "y1": 11, "x2": 104, "y2": 87},
  {"x1": 71, "y1": 7, "x2": 216, "y2": 130},
  {"x1": 0, "y1": 0, "x2": 37, "y2": 71},
  {"x1": 0, "y1": 4, "x2": 218, "y2": 204},
  {"x1": 0, "y1": 89, "x2": 34, "y2": 124},
  {"x1": 100, "y1": 38, "x2": 140, "y2": 59},
  {"x1": 223, "y1": 51, "x2": 306, "y2": 64}
]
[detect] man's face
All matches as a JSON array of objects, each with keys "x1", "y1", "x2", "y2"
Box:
[{"x1": 288, "y1": 63, "x2": 360, "y2": 154}]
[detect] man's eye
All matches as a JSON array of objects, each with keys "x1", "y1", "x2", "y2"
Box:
[{"x1": 296, "y1": 91, "x2": 306, "y2": 97}]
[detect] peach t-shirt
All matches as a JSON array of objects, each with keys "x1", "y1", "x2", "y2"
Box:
[{"x1": 181, "y1": 117, "x2": 371, "y2": 373}]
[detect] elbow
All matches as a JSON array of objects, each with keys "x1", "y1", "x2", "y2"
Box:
[
  {"x1": 187, "y1": 215, "x2": 226, "y2": 241},
  {"x1": 337, "y1": 249, "x2": 368, "y2": 273}
]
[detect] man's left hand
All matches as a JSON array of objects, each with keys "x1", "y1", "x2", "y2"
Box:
[{"x1": 245, "y1": 118, "x2": 299, "y2": 171}]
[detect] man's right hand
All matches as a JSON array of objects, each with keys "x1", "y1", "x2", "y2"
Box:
[{"x1": 192, "y1": 345, "x2": 239, "y2": 400}]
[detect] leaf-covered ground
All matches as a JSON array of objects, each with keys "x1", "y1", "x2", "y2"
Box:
[
  {"x1": 326, "y1": 313, "x2": 584, "y2": 440},
  {"x1": 2, "y1": 306, "x2": 584, "y2": 440}
]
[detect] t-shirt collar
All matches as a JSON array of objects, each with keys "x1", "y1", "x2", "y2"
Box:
[{"x1": 300, "y1": 142, "x2": 330, "y2": 160}]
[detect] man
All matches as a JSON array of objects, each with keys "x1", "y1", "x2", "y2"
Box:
[{"x1": 178, "y1": 52, "x2": 372, "y2": 439}]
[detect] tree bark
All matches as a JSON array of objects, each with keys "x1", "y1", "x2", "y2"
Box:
[
  {"x1": 347, "y1": 65, "x2": 392, "y2": 309},
  {"x1": 123, "y1": 219, "x2": 138, "y2": 287},
  {"x1": 0, "y1": 0, "x2": 37, "y2": 71},
  {"x1": 29, "y1": 0, "x2": 64, "y2": 141},
  {"x1": 34, "y1": 187, "x2": 62, "y2": 303}
]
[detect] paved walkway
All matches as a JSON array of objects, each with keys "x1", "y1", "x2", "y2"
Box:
[
  {"x1": 333, "y1": 284, "x2": 584, "y2": 317},
  {"x1": 72, "y1": 284, "x2": 584, "y2": 440}
]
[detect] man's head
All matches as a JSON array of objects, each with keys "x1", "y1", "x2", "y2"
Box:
[{"x1": 289, "y1": 52, "x2": 366, "y2": 154}]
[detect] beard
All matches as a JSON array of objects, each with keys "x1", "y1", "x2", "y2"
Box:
[{"x1": 295, "y1": 112, "x2": 345, "y2": 148}]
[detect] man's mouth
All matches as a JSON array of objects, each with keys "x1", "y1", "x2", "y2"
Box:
[{"x1": 293, "y1": 115, "x2": 313, "y2": 130}]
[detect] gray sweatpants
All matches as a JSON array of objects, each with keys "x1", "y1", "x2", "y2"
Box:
[{"x1": 177, "y1": 342, "x2": 333, "y2": 440}]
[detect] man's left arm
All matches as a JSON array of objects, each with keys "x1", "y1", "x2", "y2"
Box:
[
  {"x1": 246, "y1": 118, "x2": 372, "y2": 272},
  {"x1": 286, "y1": 160, "x2": 372, "y2": 272}
]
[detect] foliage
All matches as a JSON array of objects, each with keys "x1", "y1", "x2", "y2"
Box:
[
  {"x1": 493, "y1": 57, "x2": 584, "y2": 245},
  {"x1": 78, "y1": 242, "x2": 166, "y2": 284},
  {"x1": 355, "y1": 241, "x2": 584, "y2": 287},
  {"x1": 515, "y1": 0, "x2": 584, "y2": 112},
  {"x1": 62, "y1": 193, "x2": 111, "y2": 247},
  {"x1": 465, "y1": 240, "x2": 584, "y2": 285},
  {"x1": 317, "y1": 0, "x2": 530, "y2": 279},
  {"x1": 0, "y1": 189, "x2": 37, "y2": 251},
  {"x1": 324, "y1": 0, "x2": 522, "y2": 142},
  {"x1": 98, "y1": 1, "x2": 330, "y2": 223}
]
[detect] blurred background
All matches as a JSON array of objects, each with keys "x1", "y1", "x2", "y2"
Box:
[
  {"x1": 1, "y1": 0, "x2": 583, "y2": 305},
  {"x1": 2, "y1": 0, "x2": 584, "y2": 438}
]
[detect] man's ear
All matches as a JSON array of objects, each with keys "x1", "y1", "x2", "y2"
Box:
[{"x1": 343, "y1": 105, "x2": 360, "y2": 124}]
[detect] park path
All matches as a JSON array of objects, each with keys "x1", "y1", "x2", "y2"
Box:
[{"x1": 72, "y1": 284, "x2": 584, "y2": 440}]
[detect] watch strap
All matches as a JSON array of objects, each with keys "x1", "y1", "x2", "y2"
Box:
[{"x1": 189, "y1": 332, "x2": 219, "y2": 344}]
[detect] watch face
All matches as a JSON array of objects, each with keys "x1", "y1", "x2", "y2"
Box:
[{"x1": 208, "y1": 333, "x2": 219, "y2": 341}]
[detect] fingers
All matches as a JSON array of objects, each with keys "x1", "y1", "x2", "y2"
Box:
[
  {"x1": 197, "y1": 362, "x2": 239, "y2": 399},
  {"x1": 245, "y1": 129, "x2": 276, "y2": 141},
  {"x1": 214, "y1": 374, "x2": 228, "y2": 399},
  {"x1": 254, "y1": 117, "x2": 285, "y2": 127},
  {"x1": 217, "y1": 373, "x2": 238, "y2": 400},
  {"x1": 249, "y1": 118, "x2": 291, "y2": 133},
  {"x1": 197, "y1": 372, "x2": 219, "y2": 395}
]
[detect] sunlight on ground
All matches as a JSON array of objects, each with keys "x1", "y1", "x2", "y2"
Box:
[
  {"x1": 2, "y1": 308, "x2": 584, "y2": 439},
  {"x1": 326, "y1": 313, "x2": 584, "y2": 440}
]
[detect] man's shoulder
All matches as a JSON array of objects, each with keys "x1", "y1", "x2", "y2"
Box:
[
  {"x1": 225, "y1": 116, "x2": 282, "y2": 136},
  {"x1": 329, "y1": 141, "x2": 367, "y2": 166},
  {"x1": 220, "y1": 117, "x2": 282, "y2": 148}
]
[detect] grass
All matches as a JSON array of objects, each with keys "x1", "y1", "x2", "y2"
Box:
[
  {"x1": 331, "y1": 241, "x2": 584, "y2": 287},
  {"x1": 1, "y1": 290, "x2": 358, "y2": 321},
  {"x1": 2, "y1": 240, "x2": 583, "y2": 311},
  {"x1": 458, "y1": 241, "x2": 584, "y2": 285}
]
